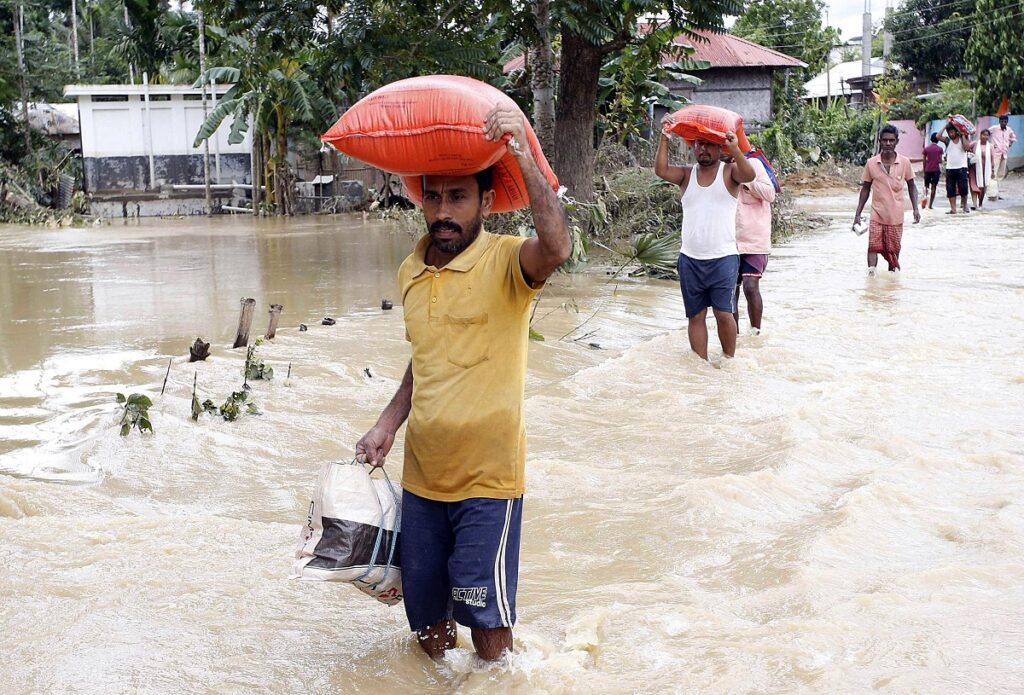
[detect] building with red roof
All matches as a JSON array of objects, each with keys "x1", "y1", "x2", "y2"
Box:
[{"x1": 504, "y1": 29, "x2": 805, "y2": 130}]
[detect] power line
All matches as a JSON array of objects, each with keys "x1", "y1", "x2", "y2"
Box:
[
  {"x1": 756, "y1": 4, "x2": 1020, "y2": 50},
  {"x1": 732, "y1": 0, "x2": 977, "y2": 38}
]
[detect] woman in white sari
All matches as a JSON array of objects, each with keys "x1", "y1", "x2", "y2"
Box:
[{"x1": 969, "y1": 129, "x2": 993, "y2": 210}]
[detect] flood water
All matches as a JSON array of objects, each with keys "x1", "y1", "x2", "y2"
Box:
[{"x1": 1, "y1": 205, "x2": 1023, "y2": 694}]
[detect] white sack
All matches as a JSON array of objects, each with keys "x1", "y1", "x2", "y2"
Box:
[{"x1": 290, "y1": 461, "x2": 402, "y2": 606}]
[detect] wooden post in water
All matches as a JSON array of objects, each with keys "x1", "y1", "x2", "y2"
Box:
[
  {"x1": 233, "y1": 298, "x2": 257, "y2": 348},
  {"x1": 264, "y1": 303, "x2": 283, "y2": 340}
]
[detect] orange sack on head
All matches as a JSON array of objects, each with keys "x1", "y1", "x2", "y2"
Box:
[
  {"x1": 320, "y1": 75, "x2": 559, "y2": 213},
  {"x1": 662, "y1": 104, "x2": 752, "y2": 153}
]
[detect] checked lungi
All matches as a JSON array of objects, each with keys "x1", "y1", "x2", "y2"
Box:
[{"x1": 868, "y1": 221, "x2": 903, "y2": 270}]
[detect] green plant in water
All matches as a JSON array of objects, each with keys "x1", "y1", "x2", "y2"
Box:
[
  {"x1": 218, "y1": 390, "x2": 260, "y2": 422},
  {"x1": 244, "y1": 338, "x2": 273, "y2": 382},
  {"x1": 116, "y1": 393, "x2": 154, "y2": 436}
]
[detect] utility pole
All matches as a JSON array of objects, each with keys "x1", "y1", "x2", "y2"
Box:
[
  {"x1": 883, "y1": 0, "x2": 893, "y2": 66},
  {"x1": 862, "y1": 0, "x2": 872, "y2": 79},
  {"x1": 71, "y1": 0, "x2": 80, "y2": 76},
  {"x1": 198, "y1": 8, "x2": 213, "y2": 214},
  {"x1": 14, "y1": 2, "x2": 34, "y2": 165},
  {"x1": 826, "y1": 9, "x2": 832, "y2": 104},
  {"x1": 124, "y1": 2, "x2": 135, "y2": 84}
]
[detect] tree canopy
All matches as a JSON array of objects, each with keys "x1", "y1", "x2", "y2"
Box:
[
  {"x1": 884, "y1": 0, "x2": 976, "y2": 81},
  {"x1": 965, "y1": 0, "x2": 1024, "y2": 113}
]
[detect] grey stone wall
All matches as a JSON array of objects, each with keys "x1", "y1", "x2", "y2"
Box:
[{"x1": 83, "y1": 153, "x2": 251, "y2": 193}]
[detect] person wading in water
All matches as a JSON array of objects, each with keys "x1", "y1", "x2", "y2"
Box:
[
  {"x1": 655, "y1": 128, "x2": 755, "y2": 361},
  {"x1": 853, "y1": 124, "x2": 921, "y2": 273},
  {"x1": 721, "y1": 149, "x2": 775, "y2": 335},
  {"x1": 355, "y1": 104, "x2": 570, "y2": 662}
]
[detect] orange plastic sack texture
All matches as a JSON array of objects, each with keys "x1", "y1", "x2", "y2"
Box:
[
  {"x1": 663, "y1": 105, "x2": 752, "y2": 153},
  {"x1": 321, "y1": 75, "x2": 559, "y2": 213}
]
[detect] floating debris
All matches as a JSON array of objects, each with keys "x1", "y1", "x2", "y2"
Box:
[
  {"x1": 299, "y1": 324, "x2": 308, "y2": 332},
  {"x1": 322, "y1": 317, "x2": 336, "y2": 326},
  {"x1": 381, "y1": 299, "x2": 393, "y2": 310},
  {"x1": 189, "y1": 337, "x2": 211, "y2": 362}
]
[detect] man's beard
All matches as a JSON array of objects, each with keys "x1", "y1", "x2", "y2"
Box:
[{"x1": 428, "y1": 215, "x2": 482, "y2": 254}]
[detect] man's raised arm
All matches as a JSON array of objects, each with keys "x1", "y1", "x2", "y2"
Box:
[{"x1": 484, "y1": 105, "x2": 570, "y2": 285}]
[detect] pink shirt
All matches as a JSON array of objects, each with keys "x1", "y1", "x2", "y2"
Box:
[
  {"x1": 735, "y1": 158, "x2": 775, "y2": 254},
  {"x1": 862, "y1": 153, "x2": 914, "y2": 225},
  {"x1": 990, "y1": 124, "x2": 1017, "y2": 157}
]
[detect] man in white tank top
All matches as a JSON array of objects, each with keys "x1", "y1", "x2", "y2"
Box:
[
  {"x1": 655, "y1": 129, "x2": 755, "y2": 360},
  {"x1": 938, "y1": 117, "x2": 970, "y2": 214}
]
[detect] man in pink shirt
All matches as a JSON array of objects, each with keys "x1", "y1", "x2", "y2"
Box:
[
  {"x1": 853, "y1": 124, "x2": 921, "y2": 273},
  {"x1": 728, "y1": 153, "x2": 775, "y2": 334},
  {"x1": 988, "y1": 114, "x2": 1016, "y2": 200}
]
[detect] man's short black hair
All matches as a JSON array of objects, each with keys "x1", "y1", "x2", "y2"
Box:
[
  {"x1": 930, "y1": 132, "x2": 939, "y2": 143},
  {"x1": 473, "y1": 167, "x2": 494, "y2": 198},
  {"x1": 880, "y1": 124, "x2": 900, "y2": 139},
  {"x1": 999, "y1": 114, "x2": 1010, "y2": 121}
]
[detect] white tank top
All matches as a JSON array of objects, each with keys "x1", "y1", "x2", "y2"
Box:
[
  {"x1": 946, "y1": 139, "x2": 968, "y2": 169},
  {"x1": 680, "y1": 162, "x2": 739, "y2": 259}
]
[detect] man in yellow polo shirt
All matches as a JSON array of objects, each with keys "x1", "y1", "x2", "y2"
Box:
[{"x1": 355, "y1": 104, "x2": 570, "y2": 662}]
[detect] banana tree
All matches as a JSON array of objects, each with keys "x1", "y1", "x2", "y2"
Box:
[{"x1": 193, "y1": 52, "x2": 333, "y2": 215}]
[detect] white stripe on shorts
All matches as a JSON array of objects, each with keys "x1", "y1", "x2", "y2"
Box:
[{"x1": 493, "y1": 499, "x2": 513, "y2": 627}]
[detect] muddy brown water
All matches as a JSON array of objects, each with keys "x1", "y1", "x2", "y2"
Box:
[{"x1": 1, "y1": 207, "x2": 1023, "y2": 694}]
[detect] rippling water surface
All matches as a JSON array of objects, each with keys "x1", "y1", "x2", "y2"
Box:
[{"x1": 1, "y1": 207, "x2": 1022, "y2": 694}]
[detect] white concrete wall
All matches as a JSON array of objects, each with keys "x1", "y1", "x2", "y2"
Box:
[{"x1": 77, "y1": 92, "x2": 251, "y2": 159}]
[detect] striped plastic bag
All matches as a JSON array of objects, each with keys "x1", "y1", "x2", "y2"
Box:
[
  {"x1": 948, "y1": 114, "x2": 976, "y2": 138},
  {"x1": 290, "y1": 460, "x2": 403, "y2": 606}
]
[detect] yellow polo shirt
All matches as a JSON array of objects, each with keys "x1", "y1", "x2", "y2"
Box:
[{"x1": 398, "y1": 231, "x2": 537, "y2": 502}]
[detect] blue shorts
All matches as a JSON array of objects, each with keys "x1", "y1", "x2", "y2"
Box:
[
  {"x1": 400, "y1": 490, "x2": 522, "y2": 631},
  {"x1": 677, "y1": 253, "x2": 739, "y2": 318}
]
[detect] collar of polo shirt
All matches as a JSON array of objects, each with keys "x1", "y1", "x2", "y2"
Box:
[{"x1": 407, "y1": 228, "x2": 493, "y2": 278}]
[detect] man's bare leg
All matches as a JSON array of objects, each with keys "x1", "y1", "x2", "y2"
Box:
[
  {"x1": 687, "y1": 309, "x2": 709, "y2": 360},
  {"x1": 928, "y1": 184, "x2": 937, "y2": 208},
  {"x1": 416, "y1": 619, "x2": 457, "y2": 660},
  {"x1": 868, "y1": 251, "x2": 879, "y2": 269},
  {"x1": 742, "y1": 276, "x2": 763, "y2": 330},
  {"x1": 712, "y1": 308, "x2": 737, "y2": 357},
  {"x1": 471, "y1": 627, "x2": 512, "y2": 661},
  {"x1": 733, "y1": 284, "x2": 742, "y2": 332},
  {"x1": 946, "y1": 196, "x2": 957, "y2": 213},
  {"x1": 961, "y1": 194, "x2": 969, "y2": 213}
]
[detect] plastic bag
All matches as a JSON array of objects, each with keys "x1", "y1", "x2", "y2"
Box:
[
  {"x1": 948, "y1": 114, "x2": 976, "y2": 138},
  {"x1": 320, "y1": 75, "x2": 558, "y2": 213},
  {"x1": 290, "y1": 460, "x2": 403, "y2": 606}
]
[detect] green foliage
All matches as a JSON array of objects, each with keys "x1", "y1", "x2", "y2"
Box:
[
  {"x1": 116, "y1": 393, "x2": 154, "y2": 436},
  {"x1": 733, "y1": 0, "x2": 839, "y2": 78},
  {"x1": 596, "y1": 27, "x2": 707, "y2": 145},
  {"x1": 630, "y1": 232, "x2": 678, "y2": 277},
  {"x1": 885, "y1": 0, "x2": 976, "y2": 81},
  {"x1": 966, "y1": 0, "x2": 1024, "y2": 114},
  {"x1": 243, "y1": 338, "x2": 273, "y2": 382},
  {"x1": 915, "y1": 78, "x2": 975, "y2": 129},
  {"x1": 218, "y1": 390, "x2": 247, "y2": 421},
  {"x1": 758, "y1": 99, "x2": 879, "y2": 166}
]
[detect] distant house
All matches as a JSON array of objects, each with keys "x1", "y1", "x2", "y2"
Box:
[
  {"x1": 63, "y1": 83, "x2": 252, "y2": 216},
  {"x1": 657, "y1": 29, "x2": 806, "y2": 128},
  {"x1": 502, "y1": 30, "x2": 805, "y2": 131},
  {"x1": 803, "y1": 57, "x2": 886, "y2": 106}
]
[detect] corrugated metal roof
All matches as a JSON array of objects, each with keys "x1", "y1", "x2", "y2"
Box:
[
  {"x1": 672, "y1": 29, "x2": 806, "y2": 69},
  {"x1": 503, "y1": 29, "x2": 805, "y2": 74}
]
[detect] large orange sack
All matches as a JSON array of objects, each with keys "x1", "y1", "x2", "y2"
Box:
[
  {"x1": 321, "y1": 75, "x2": 559, "y2": 213},
  {"x1": 663, "y1": 105, "x2": 752, "y2": 153}
]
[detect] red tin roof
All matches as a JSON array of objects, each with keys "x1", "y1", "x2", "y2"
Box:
[{"x1": 503, "y1": 29, "x2": 805, "y2": 74}]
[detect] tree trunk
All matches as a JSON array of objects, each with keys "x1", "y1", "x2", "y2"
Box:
[
  {"x1": 529, "y1": 0, "x2": 555, "y2": 155},
  {"x1": 198, "y1": 9, "x2": 212, "y2": 215},
  {"x1": 275, "y1": 104, "x2": 292, "y2": 216},
  {"x1": 14, "y1": 3, "x2": 34, "y2": 166},
  {"x1": 71, "y1": 0, "x2": 80, "y2": 76},
  {"x1": 553, "y1": 29, "x2": 604, "y2": 202}
]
